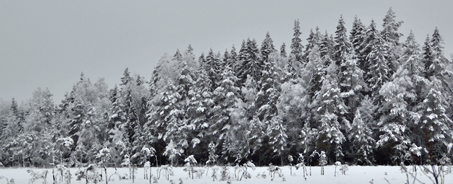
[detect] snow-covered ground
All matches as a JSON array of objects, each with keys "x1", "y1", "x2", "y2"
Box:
[{"x1": 1, "y1": 165, "x2": 452, "y2": 184}]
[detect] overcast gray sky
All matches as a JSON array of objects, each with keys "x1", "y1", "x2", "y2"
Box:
[{"x1": 1, "y1": 0, "x2": 452, "y2": 103}]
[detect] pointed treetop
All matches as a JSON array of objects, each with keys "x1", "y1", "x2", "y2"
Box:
[
  {"x1": 291, "y1": 19, "x2": 303, "y2": 62},
  {"x1": 80, "y1": 72, "x2": 85, "y2": 81},
  {"x1": 403, "y1": 30, "x2": 420, "y2": 56},
  {"x1": 382, "y1": 7, "x2": 403, "y2": 45},
  {"x1": 261, "y1": 32, "x2": 276, "y2": 60},
  {"x1": 187, "y1": 44, "x2": 193, "y2": 53},
  {"x1": 280, "y1": 42, "x2": 287, "y2": 58},
  {"x1": 431, "y1": 27, "x2": 445, "y2": 57},
  {"x1": 173, "y1": 49, "x2": 182, "y2": 61},
  {"x1": 121, "y1": 68, "x2": 131, "y2": 86}
]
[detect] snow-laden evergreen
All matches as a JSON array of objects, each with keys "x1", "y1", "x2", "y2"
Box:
[{"x1": 2, "y1": 9, "x2": 453, "y2": 168}]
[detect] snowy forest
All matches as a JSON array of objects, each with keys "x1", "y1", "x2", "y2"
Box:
[{"x1": 1, "y1": 8, "x2": 453, "y2": 168}]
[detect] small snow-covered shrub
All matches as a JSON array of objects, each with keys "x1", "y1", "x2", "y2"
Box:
[
  {"x1": 319, "y1": 151, "x2": 327, "y2": 175},
  {"x1": 0, "y1": 176, "x2": 14, "y2": 184},
  {"x1": 211, "y1": 167, "x2": 219, "y2": 181},
  {"x1": 184, "y1": 155, "x2": 197, "y2": 179},
  {"x1": 27, "y1": 169, "x2": 48, "y2": 184},
  {"x1": 288, "y1": 155, "x2": 294, "y2": 176},
  {"x1": 108, "y1": 168, "x2": 123, "y2": 182},
  {"x1": 220, "y1": 166, "x2": 230, "y2": 181},
  {"x1": 340, "y1": 164, "x2": 348, "y2": 175},
  {"x1": 206, "y1": 142, "x2": 218, "y2": 166},
  {"x1": 158, "y1": 165, "x2": 174, "y2": 180},
  {"x1": 268, "y1": 164, "x2": 283, "y2": 180},
  {"x1": 295, "y1": 153, "x2": 307, "y2": 177},
  {"x1": 63, "y1": 170, "x2": 71, "y2": 184}
]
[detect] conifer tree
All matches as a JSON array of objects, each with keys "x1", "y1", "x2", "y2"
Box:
[
  {"x1": 256, "y1": 51, "x2": 280, "y2": 123},
  {"x1": 237, "y1": 38, "x2": 261, "y2": 86},
  {"x1": 365, "y1": 29, "x2": 392, "y2": 97},
  {"x1": 381, "y1": 8, "x2": 403, "y2": 47},
  {"x1": 229, "y1": 45, "x2": 238, "y2": 69},
  {"x1": 338, "y1": 56, "x2": 366, "y2": 122},
  {"x1": 173, "y1": 49, "x2": 183, "y2": 61},
  {"x1": 350, "y1": 16, "x2": 366, "y2": 57},
  {"x1": 311, "y1": 63, "x2": 347, "y2": 161},
  {"x1": 210, "y1": 64, "x2": 241, "y2": 158},
  {"x1": 261, "y1": 32, "x2": 276, "y2": 61},
  {"x1": 303, "y1": 27, "x2": 321, "y2": 63},
  {"x1": 267, "y1": 116, "x2": 287, "y2": 165},
  {"x1": 305, "y1": 45, "x2": 324, "y2": 100},
  {"x1": 289, "y1": 19, "x2": 304, "y2": 76},
  {"x1": 334, "y1": 16, "x2": 353, "y2": 68},
  {"x1": 422, "y1": 35, "x2": 433, "y2": 78},
  {"x1": 359, "y1": 20, "x2": 378, "y2": 81},
  {"x1": 319, "y1": 31, "x2": 333, "y2": 68},
  {"x1": 348, "y1": 109, "x2": 375, "y2": 165},
  {"x1": 280, "y1": 43, "x2": 287, "y2": 58},
  {"x1": 418, "y1": 89, "x2": 453, "y2": 163}
]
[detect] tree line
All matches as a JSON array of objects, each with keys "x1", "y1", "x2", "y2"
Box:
[{"x1": 1, "y1": 8, "x2": 453, "y2": 168}]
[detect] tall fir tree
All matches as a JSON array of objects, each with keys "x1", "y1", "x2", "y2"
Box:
[
  {"x1": 334, "y1": 15, "x2": 353, "y2": 68},
  {"x1": 349, "y1": 109, "x2": 375, "y2": 165},
  {"x1": 280, "y1": 42, "x2": 287, "y2": 58},
  {"x1": 381, "y1": 8, "x2": 403, "y2": 47},
  {"x1": 289, "y1": 19, "x2": 304, "y2": 76},
  {"x1": 311, "y1": 63, "x2": 347, "y2": 162},
  {"x1": 261, "y1": 32, "x2": 276, "y2": 62},
  {"x1": 417, "y1": 89, "x2": 453, "y2": 164},
  {"x1": 350, "y1": 16, "x2": 366, "y2": 58}
]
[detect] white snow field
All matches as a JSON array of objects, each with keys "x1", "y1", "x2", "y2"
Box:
[{"x1": 1, "y1": 165, "x2": 452, "y2": 184}]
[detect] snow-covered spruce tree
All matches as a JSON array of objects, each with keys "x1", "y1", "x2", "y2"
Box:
[
  {"x1": 350, "y1": 16, "x2": 366, "y2": 59},
  {"x1": 289, "y1": 19, "x2": 304, "y2": 77},
  {"x1": 65, "y1": 74, "x2": 109, "y2": 165},
  {"x1": 358, "y1": 20, "x2": 378, "y2": 84},
  {"x1": 334, "y1": 15, "x2": 353, "y2": 69},
  {"x1": 267, "y1": 116, "x2": 288, "y2": 165},
  {"x1": 184, "y1": 155, "x2": 198, "y2": 179},
  {"x1": 163, "y1": 139, "x2": 183, "y2": 166},
  {"x1": 302, "y1": 27, "x2": 321, "y2": 63},
  {"x1": 164, "y1": 61, "x2": 197, "y2": 164},
  {"x1": 338, "y1": 55, "x2": 366, "y2": 123},
  {"x1": 237, "y1": 38, "x2": 261, "y2": 86},
  {"x1": 261, "y1": 32, "x2": 276, "y2": 62},
  {"x1": 422, "y1": 35, "x2": 434, "y2": 78},
  {"x1": 209, "y1": 64, "x2": 241, "y2": 161},
  {"x1": 348, "y1": 109, "x2": 375, "y2": 165},
  {"x1": 319, "y1": 31, "x2": 334, "y2": 69},
  {"x1": 305, "y1": 45, "x2": 325, "y2": 100},
  {"x1": 364, "y1": 28, "x2": 392, "y2": 98},
  {"x1": 333, "y1": 16, "x2": 358, "y2": 127},
  {"x1": 229, "y1": 45, "x2": 238, "y2": 68},
  {"x1": 146, "y1": 80, "x2": 183, "y2": 165},
  {"x1": 300, "y1": 121, "x2": 317, "y2": 167},
  {"x1": 227, "y1": 75, "x2": 263, "y2": 164},
  {"x1": 184, "y1": 70, "x2": 213, "y2": 162},
  {"x1": 256, "y1": 51, "x2": 280, "y2": 124},
  {"x1": 280, "y1": 42, "x2": 287, "y2": 58},
  {"x1": 311, "y1": 62, "x2": 347, "y2": 162},
  {"x1": 381, "y1": 8, "x2": 403, "y2": 73},
  {"x1": 417, "y1": 89, "x2": 453, "y2": 164},
  {"x1": 376, "y1": 55, "x2": 425, "y2": 164},
  {"x1": 424, "y1": 28, "x2": 453, "y2": 121},
  {"x1": 381, "y1": 8, "x2": 404, "y2": 47},
  {"x1": 206, "y1": 141, "x2": 218, "y2": 166},
  {"x1": 107, "y1": 85, "x2": 127, "y2": 166},
  {"x1": 205, "y1": 49, "x2": 224, "y2": 90}
]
